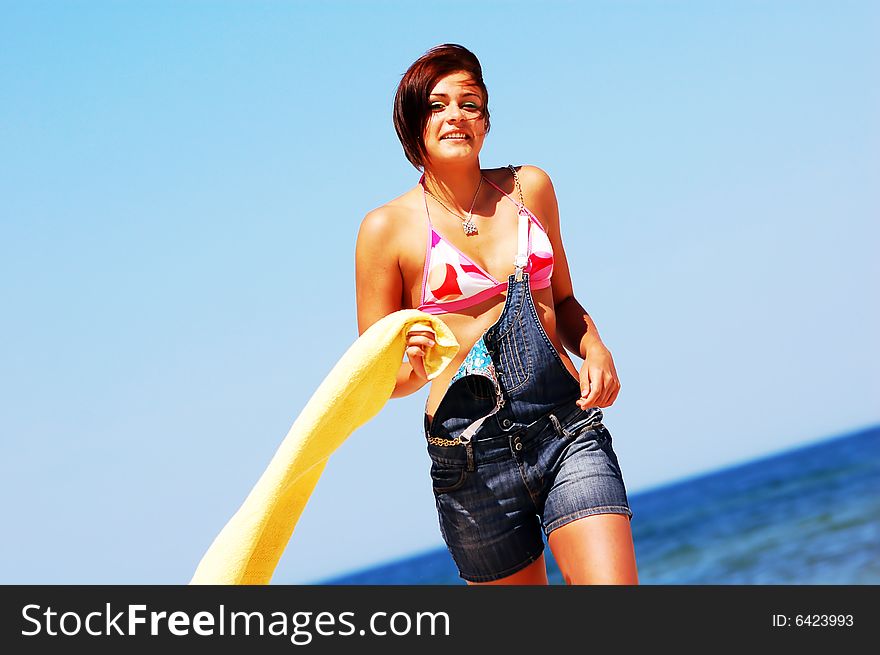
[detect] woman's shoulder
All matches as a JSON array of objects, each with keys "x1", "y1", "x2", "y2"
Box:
[
  {"x1": 486, "y1": 164, "x2": 558, "y2": 236},
  {"x1": 484, "y1": 164, "x2": 555, "y2": 197},
  {"x1": 365, "y1": 180, "x2": 425, "y2": 218},
  {"x1": 357, "y1": 184, "x2": 426, "y2": 261},
  {"x1": 360, "y1": 183, "x2": 422, "y2": 227}
]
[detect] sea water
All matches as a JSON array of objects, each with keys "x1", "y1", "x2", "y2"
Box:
[{"x1": 317, "y1": 425, "x2": 880, "y2": 584}]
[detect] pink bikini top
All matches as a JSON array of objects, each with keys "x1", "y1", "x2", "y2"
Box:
[{"x1": 417, "y1": 172, "x2": 554, "y2": 315}]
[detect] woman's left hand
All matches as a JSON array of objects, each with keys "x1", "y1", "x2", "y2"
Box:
[{"x1": 576, "y1": 344, "x2": 621, "y2": 410}]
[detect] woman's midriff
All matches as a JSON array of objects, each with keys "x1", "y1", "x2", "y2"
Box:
[{"x1": 423, "y1": 284, "x2": 581, "y2": 425}]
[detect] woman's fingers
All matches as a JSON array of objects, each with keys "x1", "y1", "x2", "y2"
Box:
[
  {"x1": 405, "y1": 331, "x2": 436, "y2": 381},
  {"x1": 406, "y1": 346, "x2": 428, "y2": 379},
  {"x1": 407, "y1": 336, "x2": 435, "y2": 355},
  {"x1": 578, "y1": 366, "x2": 605, "y2": 408},
  {"x1": 406, "y1": 329, "x2": 436, "y2": 340}
]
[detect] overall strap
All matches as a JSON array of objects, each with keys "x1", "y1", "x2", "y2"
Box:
[{"x1": 514, "y1": 208, "x2": 529, "y2": 281}]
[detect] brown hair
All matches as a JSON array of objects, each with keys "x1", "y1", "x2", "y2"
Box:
[{"x1": 393, "y1": 43, "x2": 491, "y2": 171}]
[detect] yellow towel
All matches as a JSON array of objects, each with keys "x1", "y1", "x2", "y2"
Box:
[{"x1": 189, "y1": 310, "x2": 458, "y2": 585}]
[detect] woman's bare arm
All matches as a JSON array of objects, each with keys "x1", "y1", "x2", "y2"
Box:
[
  {"x1": 521, "y1": 165, "x2": 620, "y2": 407},
  {"x1": 520, "y1": 165, "x2": 607, "y2": 358},
  {"x1": 355, "y1": 207, "x2": 432, "y2": 398}
]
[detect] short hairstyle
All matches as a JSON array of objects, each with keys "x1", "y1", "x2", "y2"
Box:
[{"x1": 393, "y1": 43, "x2": 491, "y2": 171}]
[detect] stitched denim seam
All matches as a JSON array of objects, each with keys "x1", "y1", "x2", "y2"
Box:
[
  {"x1": 430, "y1": 466, "x2": 469, "y2": 494},
  {"x1": 544, "y1": 505, "x2": 634, "y2": 535},
  {"x1": 426, "y1": 451, "x2": 468, "y2": 466},
  {"x1": 513, "y1": 457, "x2": 542, "y2": 511},
  {"x1": 501, "y1": 327, "x2": 532, "y2": 393},
  {"x1": 500, "y1": 333, "x2": 513, "y2": 383},
  {"x1": 571, "y1": 421, "x2": 608, "y2": 440},
  {"x1": 512, "y1": 329, "x2": 527, "y2": 382},
  {"x1": 459, "y1": 547, "x2": 545, "y2": 583},
  {"x1": 507, "y1": 331, "x2": 521, "y2": 382},
  {"x1": 489, "y1": 275, "x2": 527, "y2": 341}
]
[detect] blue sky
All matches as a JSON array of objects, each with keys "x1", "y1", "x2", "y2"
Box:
[{"x1": 1, "y1": 0, "x2": 877, "y2": 584}]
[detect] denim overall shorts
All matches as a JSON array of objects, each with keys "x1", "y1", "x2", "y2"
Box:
[{"x1": 423, "y1": 214, "x2": 633, "y2": 583}]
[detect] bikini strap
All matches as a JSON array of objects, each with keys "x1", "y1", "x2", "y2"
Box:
[
  {"x1": 480, "y1": 166, "x2": 525, "y2": 211},
  {"x1": 507, "y1": 164, "x2": 526, "y2": 208},
  {"x1": 418, "y1": 173, "x2": 433, "y2": 227},
  {"x1": 506, "y1": 165, "x2": 530, "y2": 280},
  {"x1": 475, "y1": 167, "x2": 530, "y2": 279}
]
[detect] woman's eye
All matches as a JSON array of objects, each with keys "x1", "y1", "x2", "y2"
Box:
[{"x1": 430, "y1": 103, "x2": 445, "y2": 111}]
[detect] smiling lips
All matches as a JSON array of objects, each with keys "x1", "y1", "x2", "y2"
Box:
[{"x1": 440, "y1": 132, "x2": 469, "y2": 141}]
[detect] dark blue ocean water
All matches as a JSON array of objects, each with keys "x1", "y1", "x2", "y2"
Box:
[{"x1": 316, "y1": 425, "x2": 880, "y2": 584}]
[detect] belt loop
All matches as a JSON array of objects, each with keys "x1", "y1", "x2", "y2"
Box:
[
  {"x1": 548, "y1": 413, "x2": 574, "y2": 439},
  {"x1": 465, "y1": 443, "x2": 475, "y2": 471}
]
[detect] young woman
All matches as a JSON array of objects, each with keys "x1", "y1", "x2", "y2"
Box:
[{"x1": 355, "y1": 44, "x2": 638, "y2": 585}]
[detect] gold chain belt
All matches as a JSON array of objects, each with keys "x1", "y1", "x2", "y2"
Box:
[
  {"x1": 426, "y1": 435, "x2": 467, "y2": 447},
  {"x1": 428, "y1": 416, "x2": 604, "y2": 447}
]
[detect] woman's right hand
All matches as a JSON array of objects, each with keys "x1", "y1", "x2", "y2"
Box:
[{"x1": 405, "y1": 328, "x2": 436, "y2": 382}]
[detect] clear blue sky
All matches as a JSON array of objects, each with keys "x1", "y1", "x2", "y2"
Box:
[{"x1": 1, "y1": 0, "x2": 877, "y2": 584}]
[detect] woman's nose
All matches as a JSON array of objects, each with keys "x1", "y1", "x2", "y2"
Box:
[{"x1": 445, "y1": 103, "x2": 464, "y2": 120}]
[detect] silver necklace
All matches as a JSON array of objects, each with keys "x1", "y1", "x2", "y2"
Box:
[{"x1": 423, "y1": 175, "x2": 485, "y2": 236}]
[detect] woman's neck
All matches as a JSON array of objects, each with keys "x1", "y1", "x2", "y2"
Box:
[{"x1": 422, "y1": 162, "x2": 484, "y2": 212}]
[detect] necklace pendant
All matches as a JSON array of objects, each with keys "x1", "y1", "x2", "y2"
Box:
[{"x1": 462, "y1": 217, "x2": 478, "y2": 236}]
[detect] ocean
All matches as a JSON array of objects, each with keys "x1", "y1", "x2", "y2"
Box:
[{"x1": 316, "y1": 424, "x2": 880, "y2": 584}]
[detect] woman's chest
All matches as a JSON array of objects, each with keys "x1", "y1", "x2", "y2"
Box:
[{"x1": 398, "y1": 219, "x2": 526, "y2": 310}]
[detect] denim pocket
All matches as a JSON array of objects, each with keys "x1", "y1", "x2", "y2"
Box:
[
  {"x1": 429, "y1": 461, "x2": 469, "y2": 495},
  {"x1": 464, "y1": 374, "x2": 496, "y2": 400}
]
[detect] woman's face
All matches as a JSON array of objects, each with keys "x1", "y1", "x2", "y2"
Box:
[{"x1": 422, "y1": 71, "x2": 488, "y2": 166}]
